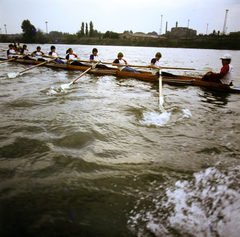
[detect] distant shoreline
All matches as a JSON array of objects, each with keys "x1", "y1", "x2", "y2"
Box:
[{"x1": 1, "y1": 37, "x2": 240, "y2": 50}]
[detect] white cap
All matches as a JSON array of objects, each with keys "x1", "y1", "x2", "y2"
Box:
[{"x1": 220, "y1": 54, "x2": 231, "y2": 60}]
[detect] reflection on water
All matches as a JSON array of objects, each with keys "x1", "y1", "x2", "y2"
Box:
[
  {"x1": 0, "y1": 43, "x2": 240, "y2": 236},
  {"x1": 199, "y1": 90, "x2": 230, "y2": 106}
]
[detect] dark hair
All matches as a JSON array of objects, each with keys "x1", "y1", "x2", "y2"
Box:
[
  {"x1": 37, "y1": 46, "x2": 41, "y2": 50},
  {"x1": 92, "y1": 48, "x2": 98, "y2": 53},
  {"x1": 66, "y1": 48, "x2": 72, "y2": 54},
  {"x1": 155, "y1": 52, "x2": 162, "y2": 58},
  {"x1": 9, "y1": 44, "x2": 13, "y2": 48},
  {"x1": 23, "y1": 44, "x2": 27, "y2": 48},
  {"x1": 51, "y1": 45, "x2": 55, "y2": 50},
  {"x1": 118, "y1": 52, "x2": 123, "y2": 57}
]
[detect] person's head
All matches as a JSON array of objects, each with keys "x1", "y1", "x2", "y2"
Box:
[
  {"x1": 51, "y1": 45, "x2": 56, "y2": 52},
  {"x1": 37, "y1": 46, "x2": 41, "y2": 51},
  {"x1": 23, "y1": 44, "x2": 27, "y2": 49},
  {"x1": 155, "y1": 52, "x2": 162, "y2": 61},
  {"x1": 92, "y1": 48, "x2": 98, "y2": 56},
  {"x1": 66, "y1": 48, "x2": 73, "y2": 54},
  {"x1": 220, "y1": 54, "x2": 231, "y2": 65},
  {"x1": 9, "y1": 44, "x2": 13, "y2": 49},
  {"x1": 118, "y1": 52, "x2": 123, "y2": 60}
]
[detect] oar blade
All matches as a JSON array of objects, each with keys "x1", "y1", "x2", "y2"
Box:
[
  {"x1": 159, "y1": 96, "x2": 165, "y2": 112},
  {"x1": 8, "y1": 72, "x2": 19, "y2": 78},
  {"x1": 60, "y1": 83, "x2": 71, "y2": 90}
]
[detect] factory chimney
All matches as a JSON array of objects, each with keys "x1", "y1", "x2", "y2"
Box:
[
  {"x1": 222, "y1": 9, "x2": 229, "y2": 34},
  {"x1": 165, "y1": 21, "x2": 168, "y2": 34},
  {"x1": 176, "y1": 21, "x2": 178, "y2": 28}
]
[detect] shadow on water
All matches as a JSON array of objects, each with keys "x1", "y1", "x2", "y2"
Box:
[{"x1": 198, "y1": 89, "x2": 230, "y2": 106}]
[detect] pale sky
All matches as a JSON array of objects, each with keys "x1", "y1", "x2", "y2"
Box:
[{"x1": 0, "y1": 0, "x2": 240, "y2": 35}]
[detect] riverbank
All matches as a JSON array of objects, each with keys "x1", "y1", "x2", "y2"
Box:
[
  {"x1": 1, "y1": 34, "x2": 240, "y2": 50},
  {"x1": 73, "y1": 36, "x2": 240, "y2": 50}
]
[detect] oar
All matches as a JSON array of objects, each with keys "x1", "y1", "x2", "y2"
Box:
[
  {"x1": 60, "y1": 61, "x2": 101, "y2": 90},
  {"x1": 159, "y1": 68, "x2": 165, "y2": 112},
  {"x1": 0, "y1": 54, "x2": 26, "y2": 64},
  {"x1": 79, "y1": 60, "x2": 211, "y2": 71},
  {"x1": 7, "y1": 57, "x2": 57, "y2": 78}
]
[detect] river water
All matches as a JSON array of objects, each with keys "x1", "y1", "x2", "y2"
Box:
[{"x1": 0, "y1": 43, "x2": 240, "y2": 237}]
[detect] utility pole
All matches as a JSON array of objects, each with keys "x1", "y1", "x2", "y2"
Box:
[
  {"x1": 187, "y1": 19, "x2": 190, "y2": 28},
  {"x1": 0, "y1": 28, "x2": 2, "y2": 34},
  {"x1": 222, "y1": 9, "x2": 229, "y2": 35},
  {"x1": 206, "y1": 23, "x2": 209, "y2": 35},
  {"x1": 4, "y1": 24, "x2": 7, "y2": 34},
  {"x1": 45, "y1": 21, "x2": 48, "y2": 34}
]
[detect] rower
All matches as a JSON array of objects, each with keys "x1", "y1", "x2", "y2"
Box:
[
  {"x1": 31, "y1": 46, "x2": 46, "y2": 61},
  {"x1": 49, "y1": 45, "x2": 65, "y2": 64},
  {"x1": 7, "y1": 44, "x2": 18, "y2": 59},
  {"x1": 201, "y1": 54, "x2": 234, "y2": 85},
  {"x1": 66, "y1": 48, "x2": 85, "y2": 66},
  {"x1": 90, "y1": 48, "x2": 108, "y2": 69},
  {"x1": 20, "y1": 45, "x2": 32, "y2": 60},
  {"x1": 150, "y1": 52, "x2": 176, "y2": 77},
  {"x1": 112, "y1": 52, "x2": 139, "y2": 73},
  {"x1": 16, "y1": 43, "x2": 22, "y2": 52}
]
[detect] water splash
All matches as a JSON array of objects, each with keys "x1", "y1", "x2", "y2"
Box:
[
  {"x1": 139, "y1": 111, "x2": 171, "y2": 127},
  {"x1": 139, "y1": 108, "x2": 192, "y2": 127},
  {"x1": 46, "y1": 85, "x2": 69, "y2": 95}
]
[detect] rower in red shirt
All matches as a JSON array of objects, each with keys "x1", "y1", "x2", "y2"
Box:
[{"x1": 201, "y1": 54, "x2": 234, "y2": 85}]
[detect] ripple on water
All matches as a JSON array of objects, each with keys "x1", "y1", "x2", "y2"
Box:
[{"x1": 127, "y1": 165, "x2": 240, "y2": 237}]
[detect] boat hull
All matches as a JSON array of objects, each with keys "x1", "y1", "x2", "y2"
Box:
[{"x1": 1, "y1": 57, "x2": 239, "y2": 93}]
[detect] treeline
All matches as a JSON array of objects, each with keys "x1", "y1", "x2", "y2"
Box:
[{"x1": 0, "y1": 19, "x2": 119, "y2": 44}]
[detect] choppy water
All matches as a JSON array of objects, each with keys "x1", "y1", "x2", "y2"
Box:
[{"x1": 0, "y1": 43, "x2": 240, "y2": 237}]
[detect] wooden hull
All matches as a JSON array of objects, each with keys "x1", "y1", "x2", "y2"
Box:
[{"x1": 1, "y1": 57, "x2": 240, "y2": 93}]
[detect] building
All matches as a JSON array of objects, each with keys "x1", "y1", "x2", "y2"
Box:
[
  {"x1": 170, "y1": 22, "x2": 197, "y2": 38},
  {"x1": 119, "y1": 32, "x2": 158, "y2": 40}
]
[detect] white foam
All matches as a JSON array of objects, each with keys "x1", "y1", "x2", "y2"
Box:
[
  {"x1": 182, "y1": 108, "x2": 192, "y2": 118},
  {"x1": 46, "y1": 88, "x2": 58, "y2": 95},
  {"x1": 139, "y1": 111, "x2": 171, "y2": 127}
]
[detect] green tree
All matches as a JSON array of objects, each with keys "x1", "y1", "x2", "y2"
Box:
[
  {"x1": 76, "y1": 30, "x2": 81, "y2": 39},
  {"x1": 89, "y1": 21, "x2": 94, "y2": 37},
  {"x1": 49, "y1": 31, "x2": 63, "y2": 38},
  {"x1": 63, "y1": 34, "x2": 77, "y2": 44},
  {"x1": 81, "y1": 22, "x2": 84, "y2": 36},
  {"x1": 103, "y1": 31, "x2": 119, "y2": 39},
  {"x1": 35, "y1": 29, "x2": 46, "y2": 43},
  {"x1": 85, "y1": 23, "x2": 88, "y2": 36},
  {"x1": 21, "y1": 19, "x2": 37, "y2": 42}
]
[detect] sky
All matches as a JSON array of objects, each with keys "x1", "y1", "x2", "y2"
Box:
[{"x1": 0, "y1": 0, "x2": 240, "y2": 35}]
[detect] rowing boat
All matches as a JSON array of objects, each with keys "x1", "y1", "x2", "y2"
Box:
[{"x1": 1, "y1": 57, "x2": 240, "y2": 93}]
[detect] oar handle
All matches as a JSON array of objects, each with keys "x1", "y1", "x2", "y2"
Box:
[
  {"x1": 18, "y1": 57, "x2": 57, "y2": 73},
  {"x1": 0, "y1": 54, "x2": 25, "y2": 64},
  {"x1": 71, "y1": 61, "x2": 101, "y2": 84}
]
